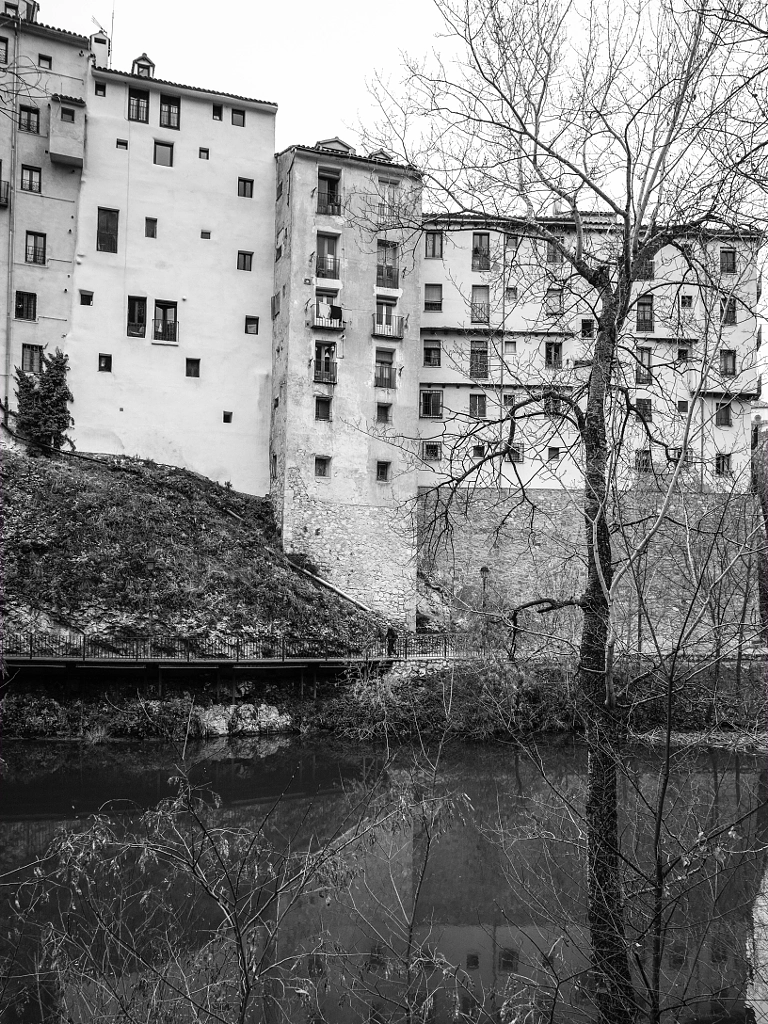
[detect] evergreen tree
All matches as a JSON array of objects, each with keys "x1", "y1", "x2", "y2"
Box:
[{"x1": 14, "y1": 348, "x2": 74, "y2": 452}]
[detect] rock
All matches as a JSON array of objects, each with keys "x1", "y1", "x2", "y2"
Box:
[{"x1": 228, "y1": 703, "x2": 292, "y2": 735}]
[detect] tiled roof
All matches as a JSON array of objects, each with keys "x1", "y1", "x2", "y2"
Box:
[
  {"x1": 93, "y1": 66, "x2": 276, "y2": 108},
  {"x1": 277, "y1": 143, "x2": 419, "y2": 174},
  {"x1": 1, "y1": 17, "x2": 89, "y2": 44}
]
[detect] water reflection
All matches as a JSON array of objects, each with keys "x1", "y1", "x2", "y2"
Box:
[{"x1": 0, "y1": 739, "x2": 765, "y2": 1023}]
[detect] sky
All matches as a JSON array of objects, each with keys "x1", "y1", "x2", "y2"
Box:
[{"x1": 40, "y1": 0, "x2": 442, "y2": 150}]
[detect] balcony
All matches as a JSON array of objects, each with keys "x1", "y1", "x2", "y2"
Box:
[
  {"x1": 0, "y1": 181, "x2": 9, "y2": 206},
  {"x1": 25, "y1": 246, "x2": 45, "y2": 265},
  {"x1": 313, "y1": 303, "x2": 345, "y2": 330},
  {"x1": 469, "y1": 357, "x2": 489, "y2": 379},
  {"x1": 314, "y1": 359, "x2": 337, "y2": 384},
  {"x1": 470, "y1": 303, "x2": 490, "y2": 324},
  {"x1": 153, "y1": 319, "x2": 178, "y2": 343},
  {"x1": 376, "y1": 264, "x2": 399, "y2": 289},
  {"x1": 472, "y1": 248, "x2": 491, "y2": 271},
  {"x1": 374, "y1": 365, "x2": 397, "y2": 388},
  {"x1": 317, "y1": 190, "x2": 341, "y2": 216},
  {"x1": 97, "y1": 232, "x2": 117, "y2": 253},
  {"x1": 127, "y1": 322, "x2": 146, "y2": 338},
  {"x1": 316, "y1": 254, "x2": 340, "y2": 279},
  {"x1": 372, "y1": 314, "x2": 404, "y2": 339},
  {"x1": 377, "y1": 202, "x2": 398, "y2": 227}
]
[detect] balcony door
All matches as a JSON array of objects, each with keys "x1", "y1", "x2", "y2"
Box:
[
  {"x1": 317, "y1": 235, "x2": 338, "y2": 278},
  {"x1": 154, "y1": 300, "x2": 177, "y2": 342}
]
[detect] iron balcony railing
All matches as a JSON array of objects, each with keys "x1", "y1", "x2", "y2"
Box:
[
  {"x1": 635, "y1": 367, "x2": 652, "y2": 384},
  {"x1": 153, "y1": 319, "x2": 178, "y2": 342},
  {"x1": 313, "y1": 303, "x2": 344, "y2": 329},
  {"x1": 25, "y1": 245, "x2": 45, "y2": 264},
  {"x1": 0, "y1": 181, "x2": 9, "y2": 205},
  {"x1": 720, "y1": 362, "x2": 737, "y2": 377},
  {"x1": 20, "y1": 178, "x2": 41, "y2": 194},
  {"x1": 97, "y1": 232, "x2": 118, "y2": 253},
  {"x1": 636, "y1": 315, "x2": 655, "y2": 332},
  {"x1": 424, "y1": 300, "x2": 442, "y2": 312},
  {"x1": 314, "y1": 359, "x2": 337, "y2": 384},
  {"x1": 18, "y1": 114, "x2": 39, "y2": 133},
  {"x1": 317, "y1": 190, "x2": 341, "y2": 215},
  {"x1": 469, "y1": 357, "x2": 489, "y2": 378},
  {"x1": 372, "y1": 314, "x2": 404, "y2": 339},
  {"x1": 127, "y1": 321, "x2": 146, "y2": 338},
  {"x1": 374, "y1": 365, "x2": 397, "y2": 388},
  {"x1": 377, "y1": 202, "x2": 398, "y2": 226},
  {"x1": 316, "y1": 254, "x2": 340, "y2": 278},
  {"x1": 470, "y1": 303, "x2": 490, "y2": 323},
  {"x1": 472, "y1": 248, "x2": 491, "y2": 271},
  {"x1": 376, "y1": 264, "x2": 399, "y2": 288}
]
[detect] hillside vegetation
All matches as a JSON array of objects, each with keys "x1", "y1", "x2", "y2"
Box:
[{"x1": 1, "y1": 449, "x2": 381, "y2": 641}]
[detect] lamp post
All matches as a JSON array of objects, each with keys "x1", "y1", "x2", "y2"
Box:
[{"x1": 480, "y1": 565, "x2": 490, "y2": 650}]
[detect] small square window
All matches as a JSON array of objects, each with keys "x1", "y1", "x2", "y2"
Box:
[
  {"x1": 469, "y1": 394, "x2": 487, "y2": 418},
  {"x1": 423, "y1": 340, "x2": 441, "y2": 367},
  {"x1": 314, "y1": 456, "x2": 330, "y2": 477},
  {"x1": 61, "y1": 107, "x2": 75, "y2": 123},
  {"x1": 20, "y1": 165, "x2": 41, "y2": 192},
  {"x1": 315, "y1": 397, "x2": 331, "y2": 420},
  {"x1": 79, "y1": 290, "x2": 93, "y2": 306},
  {"x1": 15, "y1": 290, "x2": 37, "y2": 320},
  {"x1": 376, "y1": 461, "x2": 390, "y2": 482},
  {"x1": 238, "y1": 177, "x2": 254, "y2": 198},
  {"x1": 466, "y1": 954, "x2": 480, "y2": 971},
  {"x1": 505, "y1": 443, "x2": 524, "y2": 463},
  {"x1": 95, "y1": 81, "x2": 106, "y2": 97},
  {"x1": 38, "y1": 54, "x2": 51, "y2": 70},
  {"x1": 677, "y1": 348, "x2": 689, "y2": 362},
  {"x1": 581, "y1": 318, "x2": 594, "y2": 338},
  {"x1": 677, "y1": 400, "x2": 689, "y2": 415},
  {"x1": 472, "y1": 444, "x2": 485, "y2": 459},
  {"x1": 223, "y1": 410, "x2": 233, "y2": 423},
  {"x1": 499, "y1": 949, "x2": 519, "y2": 972},
  {"x1": 715, "y1": 453, "x2": 732, "y2": 476},
  {"x1": 116, "y1": 138, "x2": 128, "y2": 150},
  {"x1": 244, "y1": 316, "x2": 259, "y2": 335},
  {"x1": 199, "y1": 147, "x2": 209, "y2": 160},
  {"x1": 547, "y1": 446, "x2": 561, "y2": 462},
  {"x1": 21, "y1": 343, "x2": 43, "y2": 373},
  {"x1": 237, "y1": 251, "x2": 253, "y2": 271},
  {"x1": 145, "y1": 218, "x2": 157, "y2": 238},
  {"x1": 715, "y1": 402, "x2": 732, "y2": 428},
  {"x1": 153, "y1": 141, "x2": 174, "y2": 167},
  {"x1": 636, "y1": 398, "x2": 653, "y2": 421},
  {"x1": 422, "y1": 441, "x2": 442, "y2": 461},
  {"x1": 680, "y1": 295, "x2": 693, "y2": 308},
  {"x1": 231, "y1": 108, "x2": 245, "y2": 127},
  {"x1": 506, "y1": 286, "x2": 518, "y2": 302},
  {"x1": 186, "y1": 358, "x2": 200, "y2": 378},
  {"x1": 376, "y1": 403, "x2": 391, "y2": 424},
  {"x1": 98, "y1": 353, "x2": 112, "y2": 372},
  {"x1": 200, "y1": 230, "x2": 211, "y2": 239},
  {"x1": 504, "y1": 338, "x2": 517, "y2": 356}
]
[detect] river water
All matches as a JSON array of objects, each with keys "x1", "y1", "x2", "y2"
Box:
[{"x1": 0, "y1": 736, "x2": 766, "y2": 1023}]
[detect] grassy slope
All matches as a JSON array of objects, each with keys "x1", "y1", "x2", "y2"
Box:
[{"x1": 1, "y1": 450, "x2": 381, "y2": 641}]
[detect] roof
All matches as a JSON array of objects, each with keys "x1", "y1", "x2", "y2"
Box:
[
  {"x1": 276, "y1": 143, "x2": 420, "y2": 175},
  {"x1": 52, "y1": 93, "x2": 85, "y2": 106},
  {"x1": 0, "y1": 15, "x2": 88, "y2": 45},
  {"x1": 92, "y1": 66, "x2": 277, "y2": 110}
]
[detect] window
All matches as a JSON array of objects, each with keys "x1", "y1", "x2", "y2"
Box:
[
  {"x1": 499, "y1": 949, "x2": 519, "y2": 972},
  {"x1": 271, "y1": 292, "x2": 281, "y2": 318},
  {"x1": 244, "y1": 316, "x2": 259, "y2": 335},
  {"x1": 424, "y1": 284, "x2": 442, "y2": 311},
  {"x1": 425, "y1": 231, "x2": 443, "y2": 258},
  {"x1": 677, "y1": 347, "x2": 689, "y2": 362},
  {"x1": 470, "y1": 340, "x2": 488, "y2": 378},
  {"x1": 223, "y1": 411, "x2": 233, "y2": 423},
  {"x1": 96, "y1": 208, "x2": 119, "y2": 252},
  {"x1": 212, "y1": 103, "x2": 223, "y2": 120},
  {"x1": 545, "y1": 341, "x2": 563, "y2": 369},
  {"x1": 720, "y1": 296, "x2": 736, "y2": 325},
  {"x1": 472, "y1": 445, "x2": 486, "y2": 459},
  {"x1": 237, "y1": 251, "x2": 253, "y2": 271},
  {"x1": 20, "y1": 165, "x2": 41, "y2": 193},
  {"x1": 200, "y1": 230, "x2": 211, "y2": 239},
  {"x1": 374, "y1": 348, "x2": 396, "y2": 388},
  {"x1": 420, "y1": 390, "x2": 443, "y2": 418},
  {"x1": 154, "y1": 301, "x2": 178, "y2": 342},
  {"x1": 314, "y1": 456, "x2": 330, "y2": 477},
  {"x1": 315, "y1": 342, "x2": 336, "y2": 383},
  {"x1": 316, "y1": 234, "x2": 338, "y2": 277},
  {"x1": 544, "y1": 394, "x2": 563, "y2": 417},
  {"x1": 504, "y1": 338, "x2": 517, "y2": 356},
  {"x1": 472, "y1": 233, "x2": 490, "y2": 271},
  {"x1": 375, "y1": 298, "x2": 399, "y2": 335},
  {"x1": 25, "y1": 231, "x2": 45, "y2": 264},
  {"x1": 21, "y1": 344, "x2": 42, "y2": 372},
  {"x1": 116, "y1": 138, "x2": 128, "y2": 149},
  {"x1": 715, "y1": 402, "x2": 732, "y2": 427},
  {"x1": 636, "y1": 398, "x2": 652, "y2": 421},
  {"x1": 376, "y1": 240, "x2": 399, "y2": 287},
  {"x1": 145, "y1": 217, "x2": 157, "y2": 238},
  {"x1": 61, "y1": 107, "x2": 75, "y2": 123},
  {"x1": 636, "y1": 347, "x2": 652, "y2": 384},
  {"x1": 422, "y1": 441, "x2": 442, "y2": 461},
  {"x1": 466, "y1": 954, "x2": 480, "y2": 971},
  {"x1": 635, "y1": 450, "x2": 652, "y2": 472},
  {"x1": 423, "y1": 339, "x2": 441, "y2": 367},
  {"x1": 199, "y1": 147, "x2": 209, "y2": 160},
  {"x1": 18, "y1": 106, "x2": 39, "y2": 133},
  {"x1": 127, "y1": 296, "x2": 146, "y2": 337},
  {"x1": 378, "y1": 179, "x2": 398, "y2": 224},
  {"x1": 317, "y1": 169, "x2": 341, "y2": 214},
  {"x1": 315, "y1": 397, "x2": 331, "y2": 421},
  {"x1": 95, "y1": 81, "x2": 106, "y2": 97},
  {"x1": 98, "y1": 353, "x2": 112, "y2": 372},
  {"x1": 231, "y1": 108, "x2": 245, "y2": 126},
  {"x1": 636, "y1": 294, "x2": 654, "y2": 332},
  {"x1": 680, "y1": 294, "x2": 693, "y2": 309},
  {"x1": 720, "y1": 349, "x2": 736, "y2": 376},
  {"x1": 544, "y1": 287, "x2": 563, "y2": 316},
  {"x1": 185, "y1": 358, "x2": 200, "y2": 378},
  {"x1": 376, "y1": 403, "x2": 391, "y2": 424},
  {"x1": 237, "y1": 177, "x2": 254, "y2": 198},
  {"x1": 505, "y1": 442, "x2": 524, "y2": 463},
  {"x1": 581, "y1": 318, "x2": 594, "y2": 338},
  {"x1": 469, "y1": 394, "x2": 487, "y2": 418},
  {"x1": 376, "y1": 461, "x2": 390, "y2": 482},
  {"x1": 153, "y1": 141, "x2": 173, "y2": 167},
  {"x1": 715, "y1": 453, "x2": 732, "y2": 476},
  {"x1": 471, "y1": 285, "x2": 489, "y2": 323},
  {"x1": 669, "y1": 447, "x2": 693, "y2": 465},
  {"x1": 677, "y1": 399, "x2": 689, "y2": 414},
  {"x1": 546, "y1": 237, "x2": 564, "y2": 264},
  {"x1": 79, "y1": 291, "x2": 93, "y2": 306},
  {"x1": 4, "y1": 3, "x2": 18, "y2": 13},
  {"x1": 720, "y1": 248, "x2": 736, "y2": 275},
  {"x1": 38, "y1": 54, "x2": 51, "y2": 69},
  {"x1": 0, "y1": 38, "x2": 7, "y2": 64},
  {"x1": 15, "y1": 291, "x2": 36, "y2": 320},
  {"x1": 128, "y1": 88, "x2": 149, "y2": 123},
  {"x1": 159, "y1": 95, "x2": 180, "y2": 129},
  {"x1": 506, "y1": 285, "x2": 518, "y2": 303},
  {"x1": 635, "y1": 256, "x2": 655, "y2": 280}
]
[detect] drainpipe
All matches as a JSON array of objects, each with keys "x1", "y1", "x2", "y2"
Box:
[{"x1": 3, "y1": 18, "x2": 19, "y2": 423}]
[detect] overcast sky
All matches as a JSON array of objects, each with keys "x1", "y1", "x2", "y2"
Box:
[{"x1": 41, "y1": 0, "x2": 441, "y2": 150}]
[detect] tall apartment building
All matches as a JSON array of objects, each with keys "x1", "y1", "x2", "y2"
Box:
[{"x1": 271, "y1": 139, "x2": 421, "y2": 621}]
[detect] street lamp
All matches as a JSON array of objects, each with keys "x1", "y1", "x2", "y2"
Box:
[{"x1": 480, "y1": 566, "x2": 490, "y2": 649}]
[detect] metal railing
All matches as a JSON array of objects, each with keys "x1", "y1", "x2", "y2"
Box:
[
  {"x1": 472, "y1": 249, "x2": 491, "y2": 271},
  {"x1": 374, "y1": 365, "x2": 397, "y2": 388},
  {"x1": 0, "y1": 180, "x2": 9, "y2": 206},
  {"x1": 20, "y1": 178, "x2": 41, "y2": 194},
  {"x1": 313, "y1": 304, "x2": 344, "y2": 329},
  {"x1": 18, "y1": 114, "x2": 39, "y2": 133},
  {"x1": 372, "y1": 314, "x2": 404, "y2": 338},
  {"x1": 316, "y1": 254, "x2": 340, "y2": 278},
  {"x1": 470, "y1": 303, "x2": 489, "y2": 323},
  {"x1": 376, "y1": 265, "x2": 399, "y2": 288},
  {"x1": 314, "y1": 359, "x2": 337, "y2": 384},
  {"x1": 636, "y1": 316, "x2": 655, "y2": 333},
  {"x1": 153, "y1": 319, "x2": 178, "y2": 342},
  {"x1": 469, "y1": 357, "x2": 489, "y2": 379},
  {"x1": 424, "y1": 300, "x2": 442, "y2": 312},
  {"x1": 635, "y1": 367, "x2": 652, "y2": 384},
  {"x1": 317, "y1": 190, "x2": 341, "y2": 215}
]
